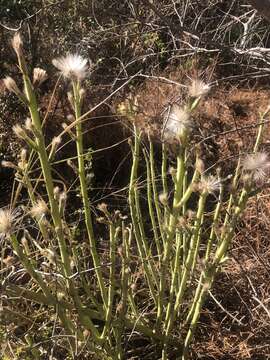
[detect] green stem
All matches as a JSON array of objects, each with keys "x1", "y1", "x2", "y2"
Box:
[
  {"x1": 149, "y1": 139, "x2": 166, "y2": 247},
  {"x1": 163, "y1": 192, "x2": 207, "y2": 341},
  {"x1": 157, "y1": 148, "x2": 186, "y2": 325},
  {"x1": 72, "y1": 80, "x2": 107, "y2": 306},
  {"x1": 162, "y1": 142, "x2": 168, "y2": 220},
  {"x1": 186, "y1": 185, "x2": 223, "y2": 325},
  {"x1": 134, "y1": 167, "x2": 159, "y2": 290},
  {"x1": 129, "y1": 126, "x2": 158, "y2": 307},
  {"x1": 144, "y1": 149, "x2": 162, "y2": 257},
  {"x1": 101, "y1": 225, "x2": 119, "y2": 339},
  {"x1": 9, "y1": 234, "x2": 54, "y2": 301},
  {"x1": 23, "y1": 74, "x2": 70, "y2": 278},
  {"x1": 182, "y1": 188, "x2": 249, "y2": 357}
]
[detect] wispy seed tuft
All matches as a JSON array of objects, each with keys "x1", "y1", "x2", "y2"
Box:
[
  {"x1": 52, "y1": 54, "x2": 88, "y2": 80},
  {"x1": 242, "y1": 152, "x2": 270, "y2": 183},
  {"x1": 164, "y1": 104, "x2": 191, "y2": 140},
  {"x1": 189, "y1": 79, "x2": 210, "y2": 98},
  {"x1": 0, "y1": 208, "x2": 16, "y2": 237},
  {"x1": 199, "y1": 175, "x2": 221, "y2": 194},
  {"x1": 31, "y1": 199, "x2": 48, "y2": 220}
]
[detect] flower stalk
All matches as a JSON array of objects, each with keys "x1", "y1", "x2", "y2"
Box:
[{"x1": 72, "y1": 80, "x2": 108, "y2": 306}]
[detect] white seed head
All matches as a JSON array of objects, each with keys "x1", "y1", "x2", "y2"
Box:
[
  {"x1": 0, "y1": 208, "x2": 15, "y2": 236},
  {"x1": 33, "y1": 67, "x2": 48, "y2": 86},
  {"x1": 52, "y1": 54, "x2": 88, "y2": 80},
  {"x1": 31, "y1": 199, "x2": 48, "y2": 220},
  {"x1": 199, "y1": 175, "x2": 221, "y2": 194},
  {"x1": 242, "y1": 152, "x2": 270, "y2": 182},
  {"x1": 189, "y1": 79, "x2": 210, "y2": 98},
  {"x1": 164, "y1": 104, "x2": 191, "y2": 140}
]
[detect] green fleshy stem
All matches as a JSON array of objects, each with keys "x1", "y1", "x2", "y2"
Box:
[
  {"x1": 20, "y1": 64, "x2": 103, "y2": 342},
  {"x1": 185, "y1": 185, "x2": 223, "y2": 325},
  {"x1": 149, "y1": 139, "x2": 166, "y2": 247},
  {"x1": 157, "y1": 147, "x2": 185, "y2": 326},
  {"x1": 9, "y1": 234, "x2": 54, "y2": 301},
  {"x1": 23, "y1": 73, "x2": 70, "y2": 278},
  {"x1": 163, "y1": 191, "x2": 207, "y2": 349},
  {"x1": 181, "y1": 188, "x2": 249, "y2": 358},
  {"x1": 144, "y1": 148, "x2": 162, "y2": 257},
  {"x1": 157, "y1": 154, "x2": 200, "y2": 325},
  {"x1": 72, "y1": 81, "x2": 107, "y2": 306},
  {"x1": 128, "y1": 126, "x2": 158, "y2": 306},
  {"x1": 101, "y1": 225, "x2": 119, "y2": 339}
]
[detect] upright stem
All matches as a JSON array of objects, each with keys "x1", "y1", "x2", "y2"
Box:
[
  {"x1": 72, "y1": 81, "x2": 107, "y2": 306},
  {"x1": 149, "y1": 139, "x2": 166, "y2": 247},
  {"x1": 164, "y1": 192, "x2": 207, "y2": 340},
  {"x1": 182, "y1": 188, "x2": 249, "y2": 358},
  {"x1": 157, "y1": 147, "x2": 185, "y2": 325},
  {"x1": 129, "y1": 126, "x2": 158, "y2": 306},
  {"x1": 144, "y1": 148, "x2": 162, "y2": 257},
  {"x1": 101, "y1": 224, "x2": 119, "y2": 339},
  {"x1": 23, "y1": 74, "x2": 70, "y2": 278}
]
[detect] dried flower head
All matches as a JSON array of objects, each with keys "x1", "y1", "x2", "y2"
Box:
[
  {"x1": 242, "y1": 152, "x2": 270, "y2": 183},
  {"x1": 199, "y1": 175, "x2": 221, "y2": 194},
  {"x1": 59, "y1": 191, "x2": 67, "y2": 214},
  {"x1": 159, "y1": 192, "x2": 168, "y2": 206},
  {"x1": 164, "y1": 104, "x2": 191, "y2": 140},
  {"x1": 0, "y1": 208, "x2": 17, "y2": 237},
  {"x1": 33, "y1": 67, "x2": 48, "y2": 86},
  {"x1": 20, "y1": 148, "x2": 27, "y2": 161},
  {"x1": 52, "y1": 54, "x2": 88, "y2": 80},
  {"x1": 3, "y1": 77, "x2": 27, "y2": 103},
  {"x1": 54, "y1": 186, "x2": 60, "y2": 200},
  {"x1": 18, "y1": 148, "x2": 28, "y2": 170},
  {"x1": 1, "y1": 161, "x2": 17, "y2": 169},
  {"x1": 67, "y1": 114, "x2": 75, "y2": 122},
  {"x1": 3, "y1": 77, "x2": 20, "y2": 95},
  {"x1": 24, "y1": 117, "x2": 33, "y2": 131},
  {"x1": 13, "y1": 124, "x2": 25, "y2": 139},
  {"x1": 189, "y1": 79, "x2": 210, "y2": 98},
  {"x1": 52, "y1": 136, "x2": 61, "y2": 147},
  {"x1": 3, "y1": 255, "x2": 15, "y2": 266},
  {"x1": 31, "y1": 199, "x2": 48, "y2": 220},
  {"x1": 79, "y1": 88, "x2": 85, "y2": 99},
  {"x1": 169, "y1": 166, "x2": 177, "y2": 177},
  {"x1": 67, "y1": 91, "x2": 74, "y2": 107},
  {"x1": 11, "y1": 33, "x2": 23, "y2": 57},
  {"x1": 97, "y1": 203, "x2": 108, "y2": 214}
]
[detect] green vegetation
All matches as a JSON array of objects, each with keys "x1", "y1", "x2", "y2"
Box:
[{"x1": 0, "y1": 33, "x2": 268, "y2": 359}]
